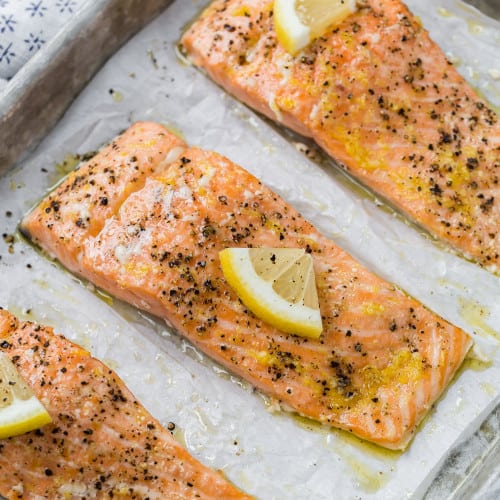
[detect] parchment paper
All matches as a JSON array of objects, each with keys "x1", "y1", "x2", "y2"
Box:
[{"x1": 0, "y1": 1, "x2": 499, "y2": 498}]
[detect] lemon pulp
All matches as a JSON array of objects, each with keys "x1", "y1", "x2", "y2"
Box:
[
  {"x1": 274, "y1": 0, "x2": 357, "y2": 55},
  {"x1": 0, "y1": 352, "x2": 52, "y2": 439},
  {"x1": 220, "y1": 247, "x2": 323, "y2": 338}
]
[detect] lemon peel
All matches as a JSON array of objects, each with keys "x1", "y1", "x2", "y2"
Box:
[
  {"x1": 220, "y1": 247, "x2": 322, "y2": 338},
  {"x1": 274, "y1": 0, "x2": 357, "y2": 55},
  {"x1": 0, "y1": 352, "x2": 52, "y2": 439}
]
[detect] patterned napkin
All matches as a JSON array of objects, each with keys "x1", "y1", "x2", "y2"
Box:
[{"x1": 0, "y1": 0, "x2": 88, "y2": 81}]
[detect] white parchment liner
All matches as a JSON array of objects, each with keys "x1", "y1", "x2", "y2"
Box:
[{"x1": 0, "y1": 1, "x2": 499, "y2": 498}]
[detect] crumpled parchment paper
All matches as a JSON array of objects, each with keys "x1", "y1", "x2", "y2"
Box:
[{"x1": 0, "y1": 1, "x2": 499, "y2": 498}]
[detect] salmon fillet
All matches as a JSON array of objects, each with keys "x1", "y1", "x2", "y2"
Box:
[
  {"x1": 180, "y1": 0, "x2": 500, "y2": 271},
  {"x1": 0, "y1": 308, "x2": 251, "y2": 499},
  {"x1": 21, "y1": 122, "x2": 472, "y2": 450},
  {"x1": 27, "y1": 121, "x2": 186, "y2": 274}
]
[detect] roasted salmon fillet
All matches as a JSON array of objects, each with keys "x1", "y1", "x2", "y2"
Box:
[
  {"x1": 0, "y1": 308, "x2": 251, "y2": 499},
  {"x1": 180, "y1": 0, "x2": 500, "y2": 271},
  {"x1": 20, "y1": 122, "x2": 472, "y2": 450}
]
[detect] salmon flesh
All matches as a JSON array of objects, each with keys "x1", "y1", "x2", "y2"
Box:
[
  {"x1": 180, "y1": 0, "x2": 500, "y2": 271},
  {"x1": 20, "y1": 122, "x2": 472, "y2": 449},
  {"x1": 0, "y1": 308, "x2": 251, "y2": 499}
]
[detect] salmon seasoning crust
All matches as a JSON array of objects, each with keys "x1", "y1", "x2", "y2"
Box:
[
  {"x1": 0, "y1": 308, "x2": 252, "y2": 499},
  {"x1": 180, "y1": 0, "x2": 500, "y2": 272},
  {"x1": 20, "y1": 122, "x2": 472, "y2": 450}
]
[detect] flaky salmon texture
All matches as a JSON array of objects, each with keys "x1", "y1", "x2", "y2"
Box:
[
  {"x1": 0, "y1": 309, "x2": 251, "y2": 499},
  {"x1": 180, "y1": 0, "x2": 500, "y2": 272},
  {"x1": 20, "y1": 121, "x2": 472, "y2": 450}
]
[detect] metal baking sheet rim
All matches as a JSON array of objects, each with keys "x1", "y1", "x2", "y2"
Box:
[
  {"x1": 0, "y1": 0, "x2": 499, "y2": 498},
  {"x1": 0, "y1": 0, "x2": 174, "y2": 175}
]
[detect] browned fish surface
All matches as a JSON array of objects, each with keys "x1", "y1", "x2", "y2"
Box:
[
  {"x1": 21, "y1": 122, "x2": 472, "y2": 449},
  {"x1": 180, "y1": 0, "x2": 500, "y2": 271},
  {"x1": 0, "y1": 308, "x2": 252, "y2": 499}
]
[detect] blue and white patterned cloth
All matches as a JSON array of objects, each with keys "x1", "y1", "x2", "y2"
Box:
[{"x1": 0, "y1": 0, "x2": 88, "y2": 83}]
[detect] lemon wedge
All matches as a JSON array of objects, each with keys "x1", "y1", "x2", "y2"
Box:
[
  {"x1": 274, "y1": 0, "x2": 357, "y2": 55},
  {"x1": 0, "y1": 352, "x2": 52, "y2": 439},
  {"x1": 220, "y1": 248, "x2": 322, "y2": 338}
]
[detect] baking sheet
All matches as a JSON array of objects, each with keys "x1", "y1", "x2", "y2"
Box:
[
  {"x1": 0, "y1": 0, "x2": 174, "y2": 173},
  {"x1": 0, "y1": 1, "x2": 499, "y2": 498}
]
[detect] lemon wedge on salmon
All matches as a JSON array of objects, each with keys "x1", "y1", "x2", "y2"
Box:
[
  {"x1": 274, "y1": 0, "x2": 357, "y2": 55},
  {"x1": 0, "y1": 352, "x2": 52, "y2": 439},
  {"x1": 220, "y1": 248, "x2": 322, "y2": 339}
]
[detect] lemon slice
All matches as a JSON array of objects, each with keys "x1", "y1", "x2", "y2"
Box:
[
  {"x1": 0, "y1": 352, "x2": 52, "y2": 439},
  {"x1": 220, "y1": 248, "x2": 322, "y2": 338},
  {"x1": 274, "y1": 0, "x2": 357, "y2": 55}
]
